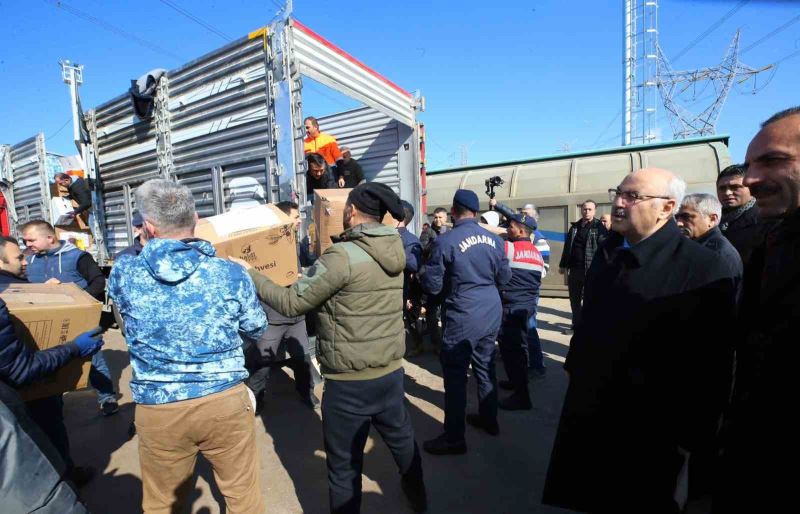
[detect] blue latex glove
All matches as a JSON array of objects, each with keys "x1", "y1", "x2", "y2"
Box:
[{"x1": 73, "y1": 327, "x2": 104, "y2": 357}]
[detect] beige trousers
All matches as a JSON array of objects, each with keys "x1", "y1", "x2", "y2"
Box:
[{"x1": 135, "y1": 383, "x2": 264, "y2": 513}]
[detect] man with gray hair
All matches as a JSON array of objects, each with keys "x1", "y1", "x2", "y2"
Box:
[
  {"x1": 108, "y1": 179, "x2": 267, "y2": 513},
  {"x1": 544, "y1": 168, "x2": 738, "y2": 513},
  {"x1": 676, "y1": 193, "x2": 742, "y2": 285}
]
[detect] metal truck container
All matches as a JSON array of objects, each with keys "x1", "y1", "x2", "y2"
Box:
[
  {"x1": 425, "y1": 135, "x2": 732, "y2": 296},
  {"x1": 76, "y1": 15, "x2": 423, "y2": 262}
]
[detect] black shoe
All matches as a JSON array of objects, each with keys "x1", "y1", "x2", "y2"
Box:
[
  {"x1": 401, "y1": 472, "x2": 428, "y2": 513},
  {"x1": 68, "y1": 466, "x2": 96, "y2": 488},
  {"x1": 498, "y1": 394, "x2": 532, "y2": 411},
  {"x1": 423, "y1": 434, "x2": 467, "y2": 455},
  {"x1": 499, "y1": 379, "x2": 514, "y2": 391},
  {"x1": 100, "y1": 400, "x2": 119, "y2": 416},
  {"x1": 466, "y1": 413, "x2": 500, "y2": 436}
]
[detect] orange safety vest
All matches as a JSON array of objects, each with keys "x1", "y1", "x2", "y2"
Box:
[{"x1": 304, "y1": 132, "x2": 342, "y2": 165}]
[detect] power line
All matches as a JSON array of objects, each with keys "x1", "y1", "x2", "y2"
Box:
[
  {"x1": 158, "y1": 0, "x2": 232, "y2": 42},
  {"x1": 671, "y1": 0, "x2": 750, "y2": 63},
  {"x1": 590, "y1": 109, "x2": 623, "y2": 149},
  {"x1": 46, "y1": 117, "x2": 72, "y2": 140},
  {"x1": 45, "y1": 0, "x2": 185, "y2": 62},
  {"x1": 774, "y1": 47, "x2": 800, "y2": 65},
  {"x1": 742, "y1": 13, "x2": 800, "y2": 55}
]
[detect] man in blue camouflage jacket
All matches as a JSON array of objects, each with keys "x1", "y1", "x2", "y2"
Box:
[{"x1": 108, "y1": 179, "x2": 267, "y2": 514}]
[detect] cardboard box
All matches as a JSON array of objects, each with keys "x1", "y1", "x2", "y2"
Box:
[
  {"x1": 312, "y1": 189, "x2": 399, "y2": 255},
  {"x1": 194, "y1": 204, "x2": 299, "y2": 286},
  {"x1": 0, "y1": 283, "x2": 103, "y2": 401}
]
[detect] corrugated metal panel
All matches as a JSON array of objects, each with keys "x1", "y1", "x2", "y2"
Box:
[
  {"x1": 10, "y1": 134, "x2": 48, "y2": 225},
  {"x1": 317, "y1": 107, "x2": 401, "y2": 192},
  {"x1": 291, "y1": 20, "x2": 416, "y2": 127},
  {"x1": 92, "y1": 36, "x2": 273, "y2": 255}
]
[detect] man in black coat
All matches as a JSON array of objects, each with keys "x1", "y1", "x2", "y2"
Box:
[
  {"x1": 715, "y1": 106, "x2": 800, "y2": 513},
  {"x1": 676, "y1": 193, "x2": 743, "y2": 290},
  {"x1": 558, "y1": 200, "x2": 608, "y2": 329},
  {"x1": 54, "y1": 173, "x2": 92, "y2": 221},
  {"x1": 716, "y1": 164, "x2": 772, "y2": 268},
  {"x1": 543, "y1": 168, "x2": 738, "y2": 514},
  {"x1": 336, "y1": 146, "x2": 366, "y2": 188},
  {"x1": 306, "y1": 152, "x2": 335, "y2": 199}
]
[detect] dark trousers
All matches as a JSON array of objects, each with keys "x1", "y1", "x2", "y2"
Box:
[
  {"x1": 26, "y1": 394, "x2": 73, "y2": 469},
  {"x1": 425, "y1": 301, "x2": 442, "y2": 350},
  {"x1": 322, "y1": 369, "x2": 422, "y2": 514},
  {"x1": 440, "y1": 332, "x2": 498, "y2": 442},
  {"x1": 527, "y1": 299, "x2": 545, "y2": 371},
  {"x1": 244, "y1": 320, "x2": 319, "y2": 400},
  {"x1": 567, "y1": 267, "x2": 586, "y2": 327},
  {"x1": 498, "y1": 307, "x2": 532, "y2": 399}
]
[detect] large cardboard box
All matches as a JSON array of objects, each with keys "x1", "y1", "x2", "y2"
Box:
[
  {"x1": 194, "y1": 204, "x2": 299, "y2": 286},
  {"x1": 312, "y1": 189, "x2": 399, "y2": 255},
  {"x1": 0, "y1": 283, "x2": 103, "y2": 401}
]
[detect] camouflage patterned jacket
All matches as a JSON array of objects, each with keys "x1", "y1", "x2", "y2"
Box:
[{"x1": 108, "y1": 238, "x2": 267, "y2": 404}]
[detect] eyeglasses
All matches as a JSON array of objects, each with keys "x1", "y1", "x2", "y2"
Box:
[{"x1": 608, "y1": 188, "x2": 672, "y2": 204}]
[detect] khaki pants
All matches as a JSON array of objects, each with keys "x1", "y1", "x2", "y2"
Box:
[{"x1": 135, "y1": 383, "x2": 264, "y2": 514}]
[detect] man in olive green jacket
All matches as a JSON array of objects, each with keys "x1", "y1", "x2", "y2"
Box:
[{"x1": 240, "y1": 183, "x2": 427, "y2": 514}]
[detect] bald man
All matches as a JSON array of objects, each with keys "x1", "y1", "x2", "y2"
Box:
[{"x1": 543, "y1": 168, "x2": 738, "y2": 513}]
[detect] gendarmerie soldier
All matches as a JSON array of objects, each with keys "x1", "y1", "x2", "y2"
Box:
[
  {"x1": 421, "y1": 189, "x2": 511, "y2": 455},
  {"x1": 496, "y1": 212, "x2": 544, "y2": 411}
]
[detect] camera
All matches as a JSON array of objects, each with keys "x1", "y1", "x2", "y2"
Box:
[{"x1": 485, "y1": 176, "x2": 504, "y2": 199}]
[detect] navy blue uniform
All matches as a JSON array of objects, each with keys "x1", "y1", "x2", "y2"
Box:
[
  {"x1": 421, "y1": 218, "x2": 511, "y2": 441},
  {"x1": 498, "y1": 238, "x2": 544, "y2": 401}
]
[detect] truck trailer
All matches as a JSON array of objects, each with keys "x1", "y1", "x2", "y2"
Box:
[{"x1": 1, "y1": 15, "x2": 425, "y2": 263}]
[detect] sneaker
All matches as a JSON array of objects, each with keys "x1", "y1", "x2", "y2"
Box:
[
  {"x1": 499, "y1": 379, "x2": 514, "y2": 391},
  {"x1": 68, "y1": 466, "x2": 96, "y2": 488},
  {"x1": 100, "y1": 400, "x2": 119, "y2": 416},
  {"x1": 498, "y1": 394, "x2": 532, "y2": 411},
  {"x1": 466, "y1": 413, "x2": 500, "y2": 436},
  {"x1": 423, "y1": 433, "x2": 467, "y2": 455},
  {"x1": 401, "y1": 472, "x2": 428, "y2": 513}
]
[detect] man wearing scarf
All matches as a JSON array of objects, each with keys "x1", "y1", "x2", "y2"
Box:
[{"x1": 717, "y1": 164, "x2": 771, "y2": 266}]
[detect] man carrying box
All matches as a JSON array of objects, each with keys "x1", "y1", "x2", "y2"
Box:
[
  {"x1": 109, "y1": 179, "x2": 268, "y2": 514},
  {"x1": 1, "y1": 239, "x2": 104, "y2": 489},
  {"x1": 20, "y1": 220, "x2": 119, "y2": 417},
  {"x1": 236, "y1": 182, "x2": 427, "y2": 514}
]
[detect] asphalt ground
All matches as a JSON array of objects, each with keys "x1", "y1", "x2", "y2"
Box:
[{"x1": 64, "y1": 299, "x2": 578, "y2": 514}]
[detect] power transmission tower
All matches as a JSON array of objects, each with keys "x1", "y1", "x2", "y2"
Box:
[
  {"x1": 657, "y1": 30, "x2": 773, "y2": 139},
  {"x1": 622, "y1": 0, "x2": 659, "y2": 146}
]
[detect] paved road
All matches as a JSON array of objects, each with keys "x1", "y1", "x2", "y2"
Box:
[{"x1": 65, "y1": 299, "x2": 577, "y2": 514}]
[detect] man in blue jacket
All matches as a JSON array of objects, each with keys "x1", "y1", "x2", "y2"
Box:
[
  {"x1": 1, "y1": 282, "x2": 104, "y2": 489},
  {"x1": 397, "y1": 200, "x2": 424, "y2": 356},
  {"x1": 421, "y1": 189, "x2": 511, "y2": 455},
  {"x1": 108, "y1": 179, "x2": 267, "y2": 513},
  {"x1": 21, "y1": 220, "x2": 119, "y2": 417}
]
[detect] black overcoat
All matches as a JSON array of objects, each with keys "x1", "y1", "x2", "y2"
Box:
[
  {"x1": 715, "y1": 210, "x2": 800, "y2": 513},
  {"x1": 543, "y1": 220, "x2": 737, "y2": 513}
]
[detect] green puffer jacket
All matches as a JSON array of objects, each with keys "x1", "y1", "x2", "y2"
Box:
[{"x1": 248, "y1": 222, "x2": 406, "y2": 381}]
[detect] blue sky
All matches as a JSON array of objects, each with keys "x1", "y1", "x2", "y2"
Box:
[{"x1": 1, "y1": 0, "x2": 797, "y2": 170}]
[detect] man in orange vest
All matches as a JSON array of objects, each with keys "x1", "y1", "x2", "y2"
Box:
[{"x1": 304, "y1": 116, "x2": 343, "y2": 169}]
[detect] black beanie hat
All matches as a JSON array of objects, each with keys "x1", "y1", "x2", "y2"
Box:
[{"x1": 347, "y1": 182, "x2": 405, "y2": 221}]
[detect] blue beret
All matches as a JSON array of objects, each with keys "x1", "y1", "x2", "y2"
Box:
[
  {"x1": 453, "y1": 189, "x2": 480, "y2": 213},
  {"x1": 509, "y1": 212, "x2": 537, "y2": 231},
  {"x1": 131, "y1": 212, "x2": 144, "y2": 227}
]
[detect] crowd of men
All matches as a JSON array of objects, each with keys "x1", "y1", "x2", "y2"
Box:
[{"x1": 0, "y1": 105, "x2": 797, "y2": 514}]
